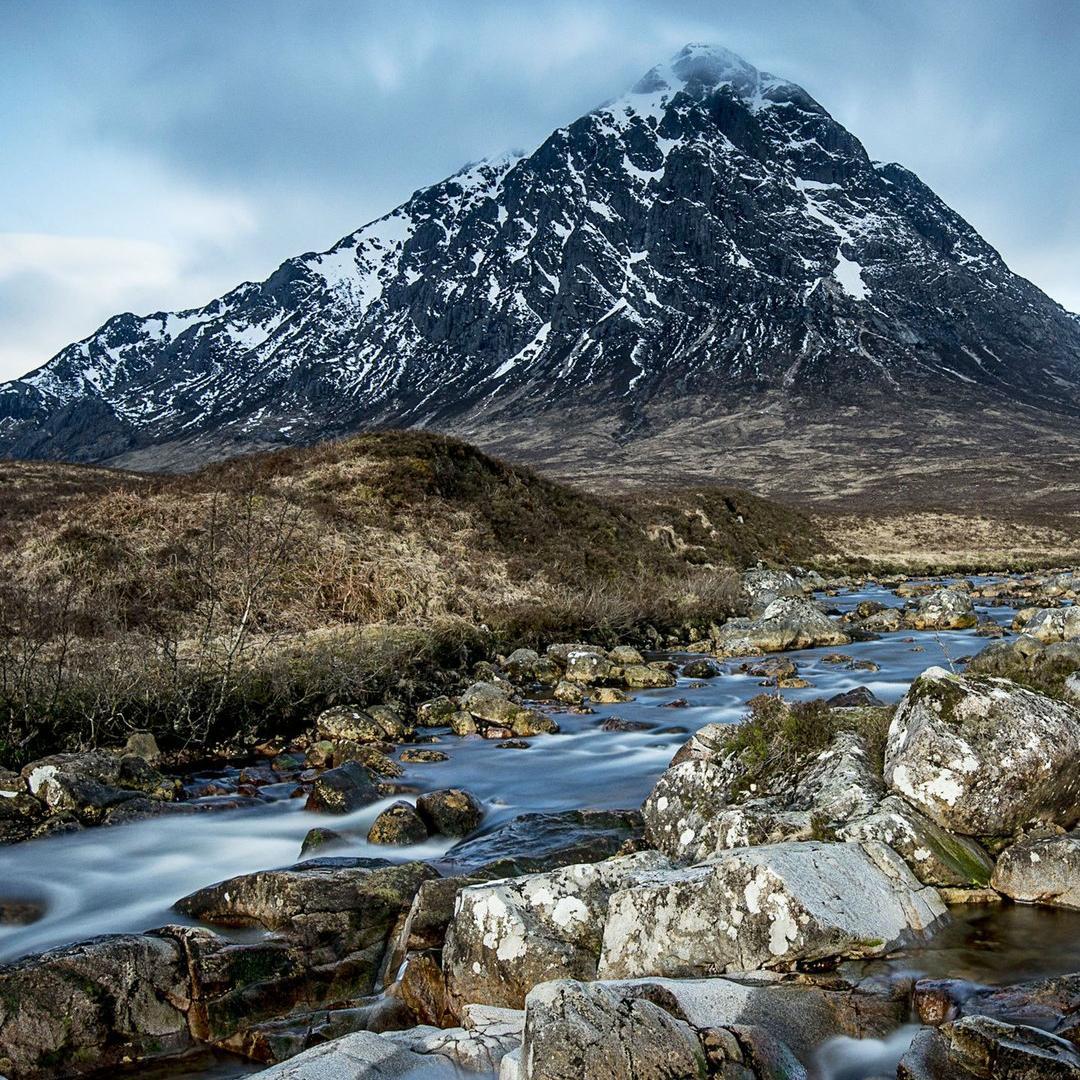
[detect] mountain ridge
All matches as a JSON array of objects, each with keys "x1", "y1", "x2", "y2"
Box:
[{"x1": 2, "y1": 43, "x2": 1078, "y2": 504}]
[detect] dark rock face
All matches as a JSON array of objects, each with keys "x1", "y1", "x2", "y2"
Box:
[
  {"x1": 1, "y1": 43, "x2": 1077, "y2": 470},
  {"x1": 0, "y1": 933, "x2": 192, "y2": 1078}
]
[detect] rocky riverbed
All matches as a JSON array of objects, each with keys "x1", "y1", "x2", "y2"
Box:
[{"x1": 2, "y1": 568, "x2": 1080, "y2": 1079}]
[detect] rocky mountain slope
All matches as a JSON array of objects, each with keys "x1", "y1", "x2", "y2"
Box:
[{"x1": 2, "y1": 44, "x2": 1078, "y2": 505}]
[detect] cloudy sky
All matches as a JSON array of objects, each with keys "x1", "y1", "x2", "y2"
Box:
[{"x1": 1, "y1": 0, "x2": 1077, "y2": 380}]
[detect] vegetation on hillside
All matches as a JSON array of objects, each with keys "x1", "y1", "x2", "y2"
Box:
[{"x1": 0, "y1": 432, "x2": 826, "y2": 766}]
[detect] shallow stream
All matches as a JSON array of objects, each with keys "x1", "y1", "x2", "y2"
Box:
[{"x1": 2, "y1": 578, "x2": 1078, "y2": 1078}]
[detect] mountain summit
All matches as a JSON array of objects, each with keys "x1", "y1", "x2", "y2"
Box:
[{"x1": 2, "y1": 44, "x2": 1078, "y2": 502}]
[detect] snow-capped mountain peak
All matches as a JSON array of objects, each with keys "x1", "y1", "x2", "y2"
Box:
[{"x1": 1, "y1": 43, "x2": 1077, "y2": 468}]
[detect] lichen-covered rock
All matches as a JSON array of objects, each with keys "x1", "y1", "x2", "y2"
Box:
[
  {"x1": 991, "y1": 831, "x2": 1080, "y2": 909},
  {"x1": 714, "y1": 598, "x2": 850, "y2": 656},
  {"x1": 314, "y1": 705, "x2": 409, "y2": 744},
  {"x1": 1019, "y1": 607, "x2": 1080, "y2": 644},
  {"x1": 742, "y1": 569, "x2": 802, "y2": 615},
  {"x1": 621, "y1": 664, "x2": 677, "y2": 689},
  {"x1": 305, "y1": 761, "x2": 381, "y2": 814},
  {"x1": 898, "y1": 1015, "x2": 1080, "y2": 1079},
  {"x1": 442, "y1": 851, "x2": 670, "y2": 1010},
  {"x1": 838, "y1": 795, "x2": 994, "y2": 887},
  {"x1": 904, "y1": 588, "x2": 978, "y2": 630},
  {"x1": 459, "y1": 682, "x2": 558, "y2": 736},
  {"x1": 885, "y1": 667, "x2": 1080, "y2": 835},
  {"x1": 416, "y1": 788, "x2": 484, "y2": 838},
  {"x1": 608, "y1": 645, "x2": 645, "y2": 666},
  {"x1": 598, "y1": 841, "x2": 946, "y2": 979},
  {"x1": 0, "y1": 933, "x2": 191, "y2": 1078},
  {"x1": 564, "y1": 650, "x2": 614, "y2": 685},
  {"x1": 519, "y1": 979, "x2": 706, "y2": 1080},
  {"x1": 643, "y1": 729, "x2": 883, "y2": 864},
  {"x1": 19, "y1": 751, "x2": 177, "y2": 822},
  {"x1": 368, "y1": 802, "x2": 430, "y2": 845}
]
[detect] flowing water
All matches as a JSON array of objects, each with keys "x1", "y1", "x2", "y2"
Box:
[{"x1": 2, "y1": 578, "x2": 1078, "y2": 1078}]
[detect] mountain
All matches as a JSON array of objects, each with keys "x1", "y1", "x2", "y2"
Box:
[{"x1": 2, "y1": 44, "x2": 1079, "y2": 508}]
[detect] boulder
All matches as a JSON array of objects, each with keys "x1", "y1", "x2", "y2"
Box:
[
  {"x1": 416, "y1": 696, "x2": 463, "y2": 728},
  {"x1": 839, "y1": 795, "x2": 994, "y2": 888},
  {"x1": 246, "y1": 1030, "x2": 447, "y2": 1078},
  {"x1": 368, "y1": 802, "x2": 430, "y2": 845},
  {"x1": 742, "y1": 569, "x2": 802, "y2": 615},
  {"x1": 459, "y1": 682, "x2": 558, "y2": 736},
  {"x1": 884, "y1": 668, "x2": 1080, "y2": 835},
  {"x1": 552, "y1": 680, "x2": 583, "y2": 704},
  {"x1": 898, "y1": 1015, "x2": 1080, "y2": 1079},
  {"x1": 643, "y1": 729, "x2": 884, "y2": 864},
  {"x1": 399, "y1": 748, "x2": 448, "y2": 764},
  {"x1": 714, "y1": 598, "x2": 850, "y2": 656},
  {"x1": 314, "y1": 705, "x2": 409, "y2": 744},
  {"x1": 519, "y1": 979, "x2": 706, "y2": 1080},
  {"x1": 608, "y1": 646, "x2": 645, "y2": 666},
  {"x1": 19, "y1": 751, "x2": 176, "y2": 821},
  {"x1": 621, "y1": 664, "x2": 677, "y2": 689},
  {"x1": 598, "y1": 841, "x2": 946, "y2": 979},
  {"x1": 0, "y1": 933, "x2": 191, "y2": 1078},
  {"x1": 305, "y1": 761, "x2": 381, "y2": 814},
  {"x1": 502, "y1": 648, "x2": 542, "y2": 681},
  {"x1": 590, "y1": 686, "x2": 629, "y2": 704},
  {"x1": 564, "y1": 650, "x2": 614, "y2": 685},
  {"x1": 518, "y1": 973, "x2": 904, "y2": 1080},
  {"x1": 682, "y1": 657, "x2": 722, "y2": 679},
  {"x1": 175, "y1": 858, "x2": 438, "y2": 992},
  {"x1": 1020, "y1": 607, "x2": 1080, "y2": 644},
  {"x1": 992, "y1": 832, "x2": 1080, "y2": 909},
  {"x1": 905, "y1": 588, "x2": 978, "y2": 630},
  {"x1": 443, "y1": 851, "x2": 670, "y2": 1010},
  {"x1": 416, "y1": 789, "x2": 484, "y2": 838}
]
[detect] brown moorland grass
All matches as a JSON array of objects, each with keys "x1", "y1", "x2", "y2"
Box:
[{"x1": 0, "y1": 430, "x2": 826, "y2": 765}]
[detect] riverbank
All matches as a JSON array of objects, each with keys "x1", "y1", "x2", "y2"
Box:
[{"x1": 3, "y1": 569, "x2": 1080, "y2": 1079}]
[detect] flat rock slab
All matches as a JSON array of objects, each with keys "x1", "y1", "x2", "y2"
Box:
[
  {"x1": 599, "y1": 840, "x2": 946, "y2": 979},
  {"x1": 248, "y1": 1030, "x2": 448, "y2": 1078}
]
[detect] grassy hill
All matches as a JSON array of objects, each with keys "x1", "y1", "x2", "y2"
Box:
[{"x1": 0, "y1": 431, "x2": 825, "y2": 765}]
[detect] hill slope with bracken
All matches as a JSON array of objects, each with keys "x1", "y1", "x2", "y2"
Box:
[{"x1": 1, "y1": 44, "x2": 1078, "y2": 507}]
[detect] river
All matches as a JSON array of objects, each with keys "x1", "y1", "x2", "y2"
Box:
[{"x1": 3, "y1": 577, "x2": 1079, "y2": 1078}]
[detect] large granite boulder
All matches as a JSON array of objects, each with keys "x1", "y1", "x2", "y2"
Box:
[
  {"x1": 991, "y1": 831, "x2": 1080, "y2": 909},
  {"x1": 514, "y1": 973, "x2": 907, "y2": 1080},
  {"x1": 1019, "y1": 607, "x2": 1080, "y2": 644},
  {"x1": 598, "y1": 841, "x2": 945, "y2": 980},
  {"x1": 884, "y1": 668, "x2": 1080, "y2": 835},
  {"x1": 643, "y1": 724, "x2": 884, "y2": 865},
  {"x1": 838, "y1": 795, "x2": 994, "y2": 888},
  {"x1": 442, "y1": 852, "x2": 670, "y2": 1010},
  {"x1": 518, "y1": 979, "x2": 706, "y2": 1080}
]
